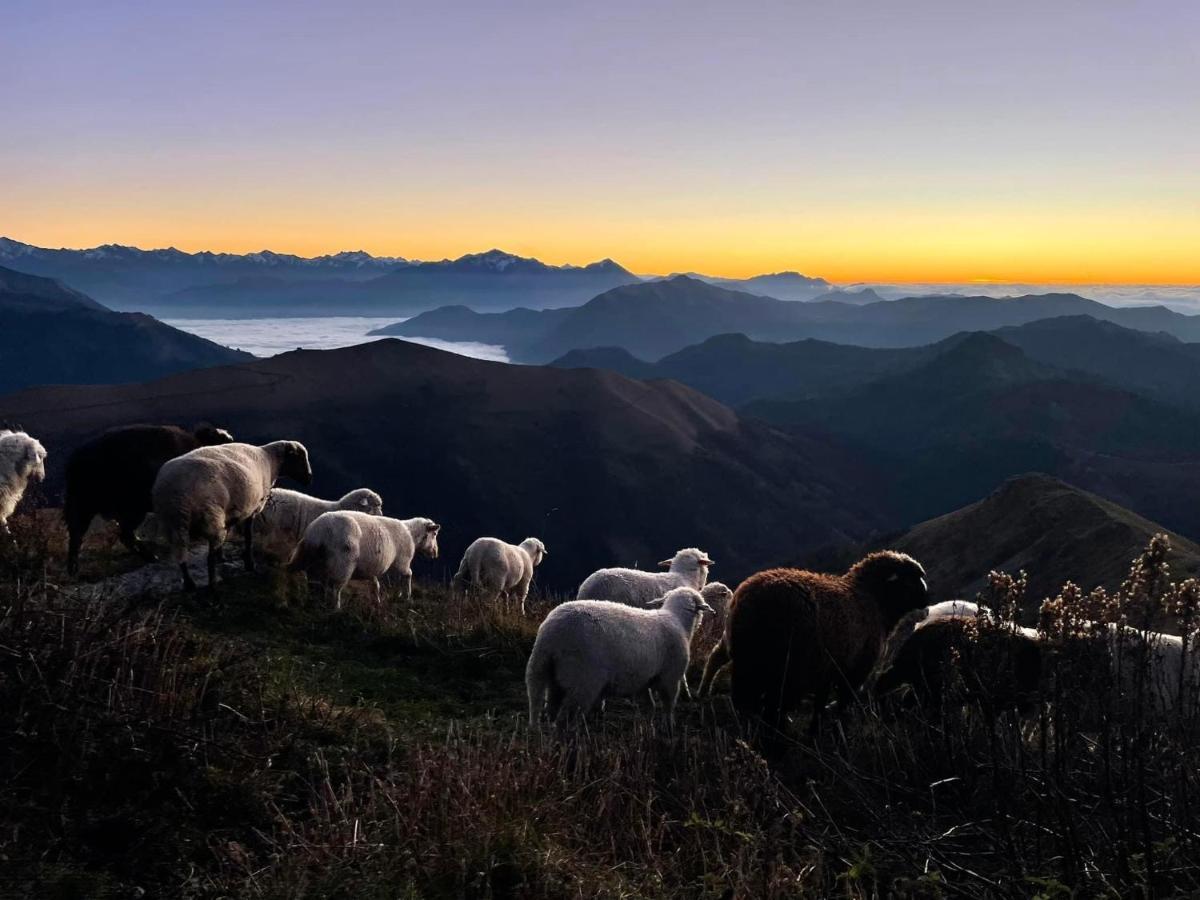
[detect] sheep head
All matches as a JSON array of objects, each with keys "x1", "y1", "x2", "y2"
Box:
[
  {"x1": 3, "y1": 433, "x2": 47, "y2": 483},
  {"x1": 658, "y1": 548, "x2": 714, "y2": 574},
  {"x1": 520, "y1": 537, "x2": 547, "y2": 567},
  {"x1": 194, "y1": 424, "x2": 235, "y2": 446},
  {"x1": 648, "y1": 586, "x2": 716, "y2": 619},
  {"x1": 276, "y1": 441, "x2": 313, "y2": 486},
  {"x1": 417, "y1": 520, "x2": 441, "y2": 559},
  {"x1": 343, "y1": 488, "x2": 383, "y2": 515},
  {"x1": 700, "y1": 581, "x2": 734, "y2": 613},
  {"x1": 849, "y1": 551, "x2": 929, "y2": 624}
]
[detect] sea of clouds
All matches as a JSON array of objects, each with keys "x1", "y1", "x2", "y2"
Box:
[{"x1": 162, "y1": 316, "x2": 510, "y2": 362}]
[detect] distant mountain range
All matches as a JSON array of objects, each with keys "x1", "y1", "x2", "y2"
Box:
[
  {"x1": 0, "y1": 239, "x2": 641, "y2": 317},
  {"x1": 0, "y1": 265, "x2": 251, "y2": 394},
  {"x1": 890, "y1": 474, "x2": 1200, "y2": 610},
  {"x1": 385, "y1": 275, "x2": 1200, "y2": 362},
  {"x1": 553, "y1": 315, "x2": 1200, "y2": 412},
  {"x1": 0, "y1": 339, "x2": 889, "y2": 588}
]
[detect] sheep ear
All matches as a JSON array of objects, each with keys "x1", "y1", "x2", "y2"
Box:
[
  {"x1": 645, "y1": 598, "x2": 665, "y2": 609},
  {"x1": 428, "y1": 522, "x2": 441, "y2": 533},
  {"x1": 657, "y1": 559, "x2": 672, "y2": 569}
]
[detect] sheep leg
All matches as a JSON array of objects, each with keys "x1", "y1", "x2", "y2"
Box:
[
  {"x1": 808, "y1": 680, "x2": 832, "y2": 737},
  {"x1": 179, "y1": 561, "x2": 197, "y2": 592},
  {"x1": 242, "y1": 518, "x2": 256, "y2": 573},
  {"x1": 119, "y1": 515, "x2": 158, "y2": 563},
  {"x1": 207, "y1": 540, "x2": 223, "y2": 590},
  {"x1": 698, "y1": 640, "x2": 730, "y2": 697},
  {"x1": 399, "y1": 571, "x2": 413, "y2": 602},
  {"x1": 372, "y1": 577, "x2": 383, "y2": 606},
  {"x1": 65, "y1": 507, "x2": 93, "y2": 575},
  {"x1": 654, "y1": 681, "x2": 680, "y2": 732}
]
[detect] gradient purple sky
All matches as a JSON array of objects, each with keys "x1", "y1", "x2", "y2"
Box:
[{"x1": 3, "y1": 0, "x2": 1198, "y2": 281}]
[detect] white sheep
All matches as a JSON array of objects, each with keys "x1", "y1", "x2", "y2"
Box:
[
  {"x1": 255, "y1": 487, "x2": 383, "y2": 559},
  {"x1": 576, "y1": 547, "x2": 713, "y2": 607},
  {"x1": 1105, "y1": 624, "x2": 1200, "y2": 715},
  {"x1": 0, "y1": 430, "x2": 47, "y2": 533},
  {"x1": 288, "y1": 510, "x2": 440, "y2": 608},
  {"x1": 526, "y1": 586, "x2": 716, "y2": 727},
  {"x1": 151, "y1": 440, "x2": 312, "y2": 590},
  {"x1": 451, "y1": 536, "x2": 547, "y2": 615}
]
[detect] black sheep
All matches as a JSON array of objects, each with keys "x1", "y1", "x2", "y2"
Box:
[
  {"x1": 874, "y1": 616, "x2": 1043, "y2": 716},
  {"x1": 64, "y1": 424, "x2": 233, "y2": 574}
]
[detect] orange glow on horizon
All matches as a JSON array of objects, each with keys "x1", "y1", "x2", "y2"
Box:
[{"x1": 6, "y1": 221, "x2": 1198, "y2": 287}]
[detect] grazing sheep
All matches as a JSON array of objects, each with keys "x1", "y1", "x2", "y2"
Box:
[
  {"x1": 698, "y1": 551, "x2": 929, "y2": 732},
  {"x1": 64, "y1": 423, "x2": 234, "y2": 574},
  {"x1": 152, "y1": 440, "x2": 312, "y2": 590},
  {"x1": 875, "y1": 616, "x2": 1044, "y2": 715},
  {"x1": 526, "y1": 586, "x2": 716, "y2": 727},
  {"x1": 576, "y1": 547, "x2": 713, "y2": 607},
  {"x1": 451, "y1": 536, "x2": 547, "y2": 615},
  {"x1": 0, "y1": 429, "x2": 47, "y2": 533},
  {"x1": 255, "y1": 487, "x2": 383, "y2": 559},
  {"x1": 288, "y1": 511, "x2": 440, "y2": 608}
]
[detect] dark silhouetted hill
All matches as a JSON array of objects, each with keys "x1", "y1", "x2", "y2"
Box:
[
  {"x1": 891, "y1": 474, "x2": 1200, "y2": 610},
  {"x1": 0, "y1": 265, "x2": 251, "y2": 394},
  {"x1": 0, "y1": 339, "x2": 888, "y2": 588}
]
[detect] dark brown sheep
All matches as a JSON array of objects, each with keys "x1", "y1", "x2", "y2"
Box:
[
  {"x1": 64, "y1": 423, "x2": 234, "y2": 574},
  {"x1": 698, "y1": 551, "x2": 929, "y2": 731},
  {"x1": 874, "y1": 617, "x2": 1043, "y2": 716}
]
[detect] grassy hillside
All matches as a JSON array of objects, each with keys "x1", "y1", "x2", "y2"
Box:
[{"x1": 5, "y1": 511, "x2": 1200, "y2": 896}]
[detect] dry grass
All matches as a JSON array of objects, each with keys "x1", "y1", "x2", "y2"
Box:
[{"x1": 3, "y1": 512, "x2": 1200, "y2": 897}]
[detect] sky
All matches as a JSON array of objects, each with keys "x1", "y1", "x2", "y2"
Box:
[{"x1": 3, "y1": 0, "x2": 1198, "y2": 283}]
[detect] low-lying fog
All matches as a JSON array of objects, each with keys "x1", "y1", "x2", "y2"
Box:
[{"x1": 162, "y1": 316, "x2": 510, "y2": 362}]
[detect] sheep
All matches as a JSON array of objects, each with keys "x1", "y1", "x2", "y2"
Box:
[
  {"x1": 151, "y1": 440, "x2": 312, "y2": 591},
  {"x1": 874, "y1": 616, "x2": 1044, "y2": 716},
  {"x1": 0, "y1": 429, "x2": 47, "y2": 533},
  {"x1": 451, "y1": 536, "x2": 547, "y2": 615},
  {"x1": 697, "y1": 551, "x2": 929, "y2": 732},
  {"x1": 700, "y1": 581, "x2": 734, "y2": 617},
  {"x1": 288, "y1": 511, "x2": 440, "y2": 608},
  {"x1": 526, "y1": 586, "x2": 716, "y2": 727},
  {"x1": 576, "y1": 547, "x2": 713, "y2": 607},
  {"x1": 919, "y1": 599, "x2": 990, "y2": 627},
  {"x1": 255, "y1": 487, "x2": 383, "y2": 560},
  {"x1": 1102, "y1": 624, "x2": 1200, "y2": 715},
  {"x1": 63, "y1": 424, "x2": 234, "y2": 574}
]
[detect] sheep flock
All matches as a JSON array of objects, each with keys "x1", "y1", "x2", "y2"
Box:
[{"x1": 4, "y1": 422, "x2": 1199, "y2": 739}]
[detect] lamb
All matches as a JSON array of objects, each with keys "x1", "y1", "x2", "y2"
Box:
[
  {"x1": 288, "y1": 511, "x2": 440, "y2": 608},
  {"x1": 875, "y1": 616, "x2": 1044, "y2": 715},
  {"x1": 700, "y1": 581, "x2": 734, "y2": 617},
  {"x1": 526, "y1": 586, "x2": 716, "y2": 727},
  {"x1": 64, "y1": 423, "x2": 234, "y2": 574},
  {"x1": 576, "y1": 547, "x2": 713, "y2": 607},
  {"x1": 255, "y1": 487, "x2": 383, "y2": 559},
  {"x1": 697, "y1": 551, "x2": 929, "y2": 732},
  {"x1": 0, "y1": 429, "x2": 47, "y2": 533},
  {"x1": 451, "y1": 536, "x2": 547, "y2": 615},
  {"x1": 151, "y1": 440, "x2": 312, "y2": 590}
]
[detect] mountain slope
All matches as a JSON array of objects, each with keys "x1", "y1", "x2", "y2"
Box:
[
  {"x1": 750, "y1": 334, "x2": 1200, "y2": 535},
  {"x1": 0, "y1": 339, "x2": 888, "y2": 588},
  {"x1": 390, "y1": 278, "x2": 1200, "y2": 362},
  {"x1": 0, "y1": 265, "x2": 252, "y2": 393},
  {"x1": 891, "y1": 474, "x2": 1200, "y2": 609}
]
